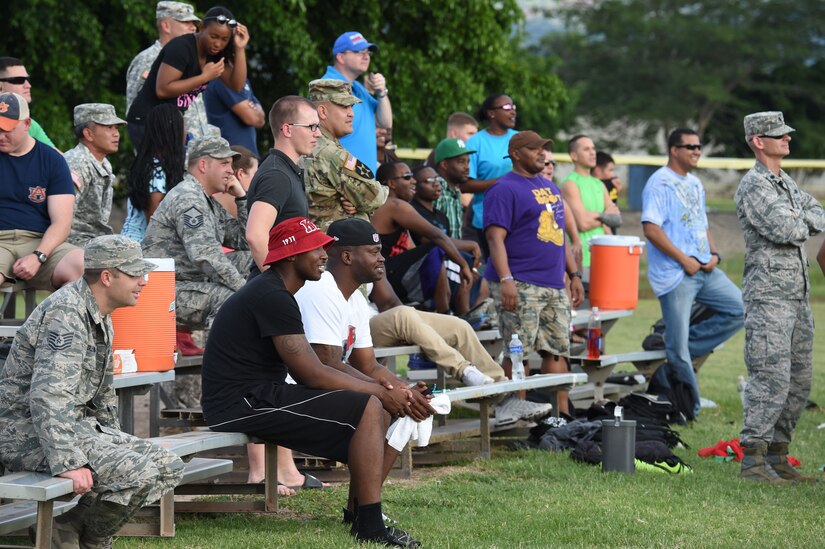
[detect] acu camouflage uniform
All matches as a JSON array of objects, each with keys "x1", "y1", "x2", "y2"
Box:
[
  {"x1": 142, "y1": 172, "x2": 249, "y2": 332},
  {"x1": 735, "y1": 156, "x2": 825, "y2": 447},
  {"x1": 0, "y1": 275, "x2": 184, "y2": 541}
]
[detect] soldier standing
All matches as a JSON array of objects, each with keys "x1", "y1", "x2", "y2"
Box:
[
  {"x1": 65, "y1": 104, "x2": 127, "y2": 246},
  {"x1": 142, "y1": 136, "x2": 248, "y2": 406},
  {"x1": 305, "y1": 79, "x2": 388, "y2": 230},
  {"x1": 735, "y1": 111, "x2": 825, "y2": 483},
  {"x1": 0, "y1": 235, "x2": 184, "y2": 548}
]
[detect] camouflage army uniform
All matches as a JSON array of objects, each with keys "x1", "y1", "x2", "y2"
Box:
[
  {"x1": 305, "y1": 126, "x2": 388, "y2": 230},
  {"x1": 65, "y1": 142, "x2": 116, "y2": 246},
  {"x1": 125, "y1": 41, "x2": 216, "y2": 142},
  {"x1": 0, "y1": 277, "x2": 184, "y2": 541},
  {"x1": 735, "y1": 160, "x2": 825, "y2": 446},
  {"x1": 142, "y1": 173, "x2": 249, "y2": 332}
]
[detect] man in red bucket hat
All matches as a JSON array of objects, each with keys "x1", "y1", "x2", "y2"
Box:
[{"x1": 201, "y1": 216, "x2": 421, "y2": 547}]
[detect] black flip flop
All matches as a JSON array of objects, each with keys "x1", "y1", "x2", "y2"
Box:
[{"x1": 288, "y1": 473, "x2": 325, "y2": 490}]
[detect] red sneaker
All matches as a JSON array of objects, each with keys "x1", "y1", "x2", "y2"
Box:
[{"x1": 176, "y1": 329, "x2": 204, "y2": 356}]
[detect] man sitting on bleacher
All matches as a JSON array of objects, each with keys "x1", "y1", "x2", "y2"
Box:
[
  {"x1": 201, "y1": 217, "x2": 423, "y2": 547},
  {"x1": 0, "y1": 235, "x2": 184, "y2": 548},
  {"x1": 299, "y1": 217, "x2": 551, "y2": 425}
]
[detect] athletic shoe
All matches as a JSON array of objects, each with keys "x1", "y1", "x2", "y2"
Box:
[
  {"x1": 496, "y1": 395, "x2": 553, "y2": 422},
  {"x1": 461, "y1": 365, "x2": 495, "y2": 386},
  {"x1": 355, "y1": 526, "x2": 421, "y2": 547},
  {"x1": 699, "y1": 397, "x2": 718, "y2": 409}
]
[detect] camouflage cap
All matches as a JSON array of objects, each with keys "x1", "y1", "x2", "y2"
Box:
[
  {"x1": 307, "y1": 79, "x2": 361, "y2": 107},
  {"x1": 744, "y1": 111, "x2": 795, "y2": 139},
  {"x1": 186, "y1": 136, "x2": 240, "y2": 163},
  {"x1": 73, "y1": 103, "x2": 127, "y2": 127},
  {"x1": 84, "y1": 235, "x2": 157, "y2": 277},
  {"x1": 156, "y1": 1, "x2": 201, "y2": 22}
]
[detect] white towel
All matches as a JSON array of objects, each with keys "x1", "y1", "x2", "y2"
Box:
[{"x1": 385, "y1": 393, "x2": 451, "y2": 451}]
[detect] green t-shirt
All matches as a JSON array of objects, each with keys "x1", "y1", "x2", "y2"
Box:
[
  {"x1": 28, "y1": 118, "x2": 55, "y2": 148},
  {"x1": 563, "y1": 171, "x2": 606, "y2": 267}
]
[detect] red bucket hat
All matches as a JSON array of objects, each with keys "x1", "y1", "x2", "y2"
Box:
[{"x1": 263, "y1": 217, "x2": 335, "y2": 266}]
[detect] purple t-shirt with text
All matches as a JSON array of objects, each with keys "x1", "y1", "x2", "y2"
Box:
[{"x1": 483, "y1": 171, "x2": 567, "y2": 288}]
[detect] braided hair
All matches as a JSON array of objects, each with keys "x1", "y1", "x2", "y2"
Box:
[{"x1": 125, "y1": 104, "x2": 185, "y2": 212}]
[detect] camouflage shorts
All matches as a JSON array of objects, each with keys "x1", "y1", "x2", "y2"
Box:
[{"x1": 490, "y1": 281, "x2": 570, "y2": 358}]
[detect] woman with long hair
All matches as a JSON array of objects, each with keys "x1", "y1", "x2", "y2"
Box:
[
  {"x1": 126, "y1": 5, "x2": 250, "y2": 149},
  {"x1": 121, "y1": 103, "x2": 185, "y2": 242}
]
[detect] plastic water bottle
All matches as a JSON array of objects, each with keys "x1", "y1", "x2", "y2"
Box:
[
  {"x1": 737, "y1": 375, "x2": 748, "y2": 407},
  {"x1": 587, "y1": 307, "x2": 602, "y2": 359},
  {"x1": 509, "y1": 334, "x2": 525, "y2": 381}
]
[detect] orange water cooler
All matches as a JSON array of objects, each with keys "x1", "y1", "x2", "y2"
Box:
[
  {"x1": 588, "y1": 236, "x2": 645, "y2": 310},
  {"x1": 111, "y1": 258, "x2": 176, "y2": 371}
]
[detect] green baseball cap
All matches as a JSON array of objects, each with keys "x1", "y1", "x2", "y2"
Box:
[{"x1": 434, "y1": 137, "x2": 476, "y2": 164}]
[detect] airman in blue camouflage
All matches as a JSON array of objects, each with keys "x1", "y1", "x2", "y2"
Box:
[
  {"x1": 0, "y1": 235, "x2": 184, "y2": 548},
  {"x1": 142, "y1": 137, "x2": 249, "y2": 406},
  {"x1": 735, "y1": 111, "x2": 825, "y2": 484},
  {"x1": 305, "y1": 79, "x2": 388, "y2": 230},
  {"x1": 65, "y1": 103, "x2": 126, "y2": 246}
]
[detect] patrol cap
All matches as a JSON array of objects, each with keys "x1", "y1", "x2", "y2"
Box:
[
  {"x1": 327, "y1": 217, "x2": 381, "y2": 247},
  {"x1": 744, "y1": 111, "x2": 795, "y2": 140},
  {"x1": 308, "y1": 79, "x2": 361, "y2": 107},
  {"x1": 506, "y1": 131, "x2": 554, "y2": 158},
  {"x1": 156, "y1": 1, "x2": 201, "y2": 22},
  {"x1": 332, "y1": 32, "x2": 378, "y2": 55},
  {"x1": 73, "y1": 103, "x2": 127, "y2": 127},
  {"x1": 264, "y1": 217, "x2": 335, "y2": 266},
  {"x1": 434, "y1": 137, "x2": 477, "y2": 164},
  {"x1": 84, "y1": 235, "x2": 157, "y2": 277},
  {"x1": 0, "y1": 92, "x2": 30, "y2": 131},
  {"x1": 186, "y1": 136, "x2": 240, "y2": 164}
]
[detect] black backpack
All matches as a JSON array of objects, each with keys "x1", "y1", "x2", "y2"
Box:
[{"x1": 642, "y1": 303, "x2": 716, "y2": 351}]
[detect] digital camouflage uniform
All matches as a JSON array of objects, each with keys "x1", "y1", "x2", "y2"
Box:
[
  {"x1": 0, "y1": 236, "x2": 184, "y2": 545},
  {"x1": 65, "y1": 103, "x2": 126, "y2": 246},
  {"x1": 305, "y1": 79, "x2": 388, "y2": 230},
  {"x1": 142, "y1": 138, "x2": 247, "y2": 406},
  {"x1": 735, "y1": 113, "x2": 825, "y2": 449}
]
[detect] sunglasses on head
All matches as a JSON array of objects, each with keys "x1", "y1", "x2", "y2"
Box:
[
  {"x1": 674, "y1": 144, "x2": 702, "y2": 151},
  {"x1": 204, "y1": 14, "x2": 238, "y2": 28},
  {"x1": 0, "y1": 76, "x2": 31, "y2": 85}
]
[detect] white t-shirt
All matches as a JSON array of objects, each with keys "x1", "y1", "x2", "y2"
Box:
[{"x1": 294, "y1": 271, "x2": 373, "y2": 362}]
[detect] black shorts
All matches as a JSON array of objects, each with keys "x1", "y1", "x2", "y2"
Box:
[{"x1": 205, "y1": 383, "x2": 372, "y2": 463}]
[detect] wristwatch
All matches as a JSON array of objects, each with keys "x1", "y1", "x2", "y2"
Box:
[
  {"x1": 568, "y1": 271, "x2": 583, "y2": 279},
  {"x1": 375, "y1": 89, "x2": 389, "y2": 98},
  {"x1": 33, "y1": 250, "x2": 48, "y2": 264}
]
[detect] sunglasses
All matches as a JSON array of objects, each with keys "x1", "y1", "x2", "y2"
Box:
[
  {"x1": 393, "y1": 173, "x2": 414, "y2": 181},
  {"x1": 492, "y1": 103, "x2": 517, "y2": 111},
  {"x1": 0, "y1": 76, "x2": 31, "y2": 85},
  {"x1": 674, "y1": 144, "x2": 702, "y2": 151},
  {"x1": 204, "y1": 15, "x2": 238, "y2": 28},
  {"x1": 544, "y1": 160, "x2": 557, "y2": 167},
  {"x1": 288, "y1": 122, "x2": 320, "y2": 132},
  {"x1": 418, "y1": 176, "x2": 446, "y2": 185}
]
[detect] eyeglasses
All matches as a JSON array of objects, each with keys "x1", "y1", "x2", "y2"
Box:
[
  {"x1": 0, "y1": 76, "x2": 31, "y2": 85},
  {"x1": 392, "y1": 173, "x2": 414, "y2": 181},
  {"x1": 344, "y1": 50, "x2": 372, "y2": 57},
  {"x1": 204, "y1": 15, "x2": 238, "y2": 28},
  {"x1": 288, "y1": 122, "x2": 320, "y2": 132},
  {"x1": 758, "y1": 134, "x2": 787, "y2": 140},
  {"x1": 418, "y1": 176, "x2": 446, "y2": 185},
  {"x1": 674, "y1": 144, "x2": 702, "y2": 151},
  {"x1": 544, "y1": 160, "x2": 557, "y2": 167},
  {"x1": 492, "y1": 103, "x2": 517, "y2": 111}
]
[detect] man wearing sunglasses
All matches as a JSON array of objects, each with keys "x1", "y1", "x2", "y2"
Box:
[
  {"x1": 642, "y1": 128, "x2": 743, "y2": 420},
  {"x1": 321, "y1": 31, "x2": 392, "y2": 174},
  {"x1": 735, "y1": 112, "x2": 825, "y2": 484},
  {"x1": 0, "y1": 57, "x2": 54, "y2": 148}
]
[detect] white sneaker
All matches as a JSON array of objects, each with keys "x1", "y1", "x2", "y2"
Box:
[
  {"x1": 461, "y1": 365, "x2": 495, "y2": 386},
  {"x1": 699, "y1": 397, "x2": 718, "y2": 409},
  {"x1": 496, "y1": 395, "x2": 552, "y2": 422}
]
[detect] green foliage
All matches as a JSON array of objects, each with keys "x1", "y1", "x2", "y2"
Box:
[
  {"x1": 543, "y1": 0, "x2": 825, "y2": 156},
  {"x1": 1, "y1": 0, "x2": 570, "y2": 175}
]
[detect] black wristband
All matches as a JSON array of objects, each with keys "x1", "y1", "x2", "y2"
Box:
[{"x1": 711, "y1": 252, "x2": 721, "y2": 263}]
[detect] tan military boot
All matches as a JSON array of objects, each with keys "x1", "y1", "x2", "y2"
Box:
[
  {"x1": 767, "y1": 442, "x2": 820, "y2": 483},
  {"x1": 740, "y1": 442, "x2": 792, "y2": 484}
]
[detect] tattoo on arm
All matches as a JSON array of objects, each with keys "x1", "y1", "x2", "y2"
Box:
[
  {"x1": 279, "y1": 335, "x2": 315, "y2": 358},
  {"x1": 311, "y1": 344, "x2": 345, "y2": 369}
]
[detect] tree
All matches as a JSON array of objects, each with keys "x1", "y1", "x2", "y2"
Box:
[
  {"x1": 1, "y1": 0, "x2": 570, "y2": 175},
  {"x1": 541, "y1": 0, "x2": 825, "y2": 155}
]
